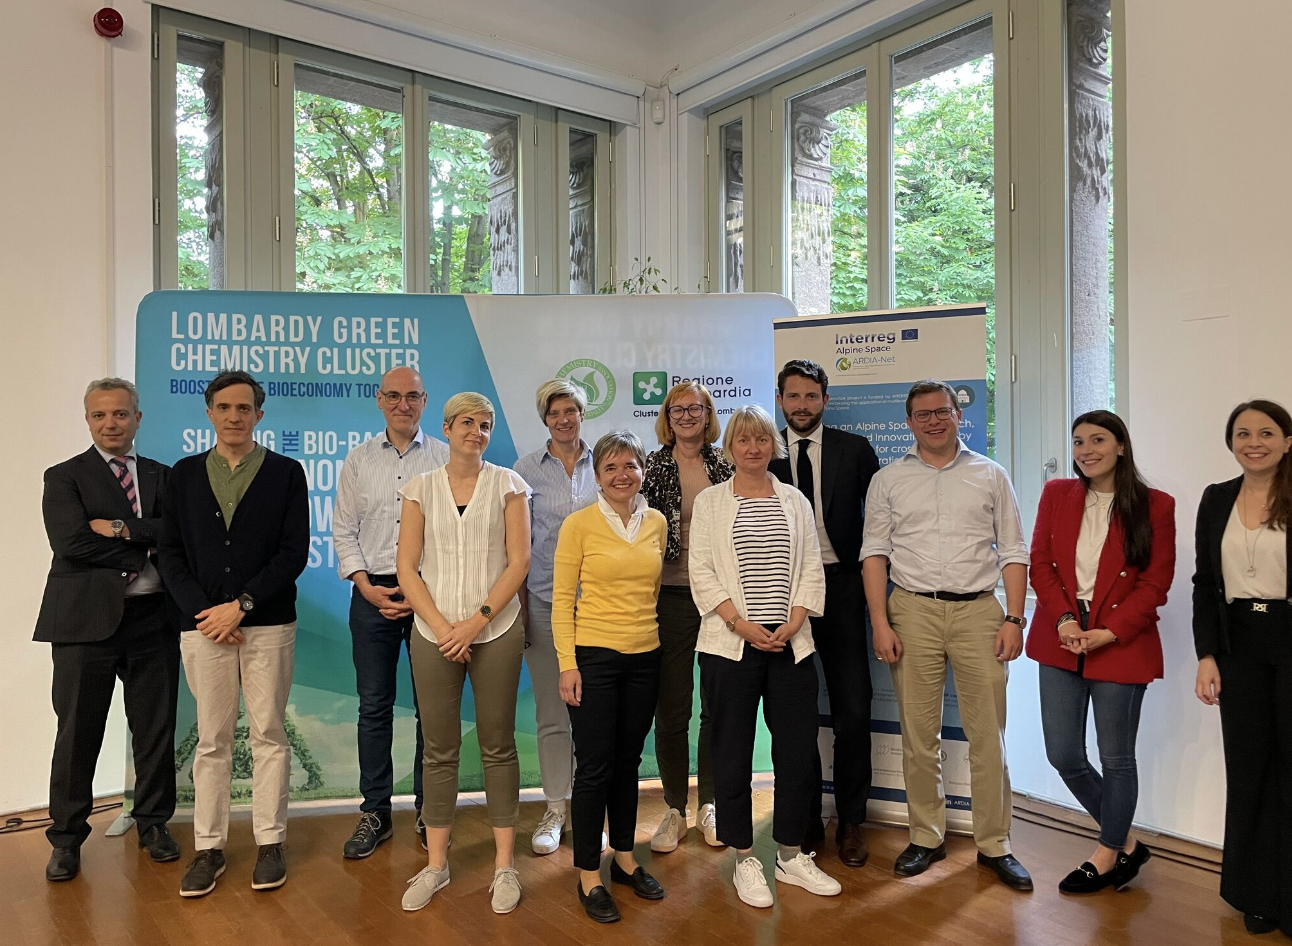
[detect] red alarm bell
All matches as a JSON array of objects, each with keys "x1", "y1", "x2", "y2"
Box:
[{"x1": 94, "y1": 8, "x2": 124, "y2": 39}]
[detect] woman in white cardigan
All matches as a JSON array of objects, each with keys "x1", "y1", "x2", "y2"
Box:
[{"x1": 688, "y1": 404, "x2": 839, "y2": 909}]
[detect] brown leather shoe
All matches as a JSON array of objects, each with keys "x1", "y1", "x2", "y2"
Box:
[{"x1": 836, "y1": 823, "x2": 869, "y2": 867}]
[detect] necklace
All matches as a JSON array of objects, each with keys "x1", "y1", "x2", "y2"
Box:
[{"x1": 1241, "y1": 491, "x2": 1268, "y2": 578}]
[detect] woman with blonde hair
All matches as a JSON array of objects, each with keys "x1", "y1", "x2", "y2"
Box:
[
  {"x1": 396, "y1": 392, "x2": 532, "y2": 916},
  {"x1": 640, "y1": 381, "x2": 733, "y2": 852}
]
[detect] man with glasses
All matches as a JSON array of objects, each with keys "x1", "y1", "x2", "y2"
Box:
[
  {"x1": 769, "y1": 359, "x2": 879, "y2": 868},
  {"x1": 333, "y1": 366, "x2": 449, "y2": 858},
  {"x1": 860, "y1": 379, "x2": 1033, "y2": 890}
]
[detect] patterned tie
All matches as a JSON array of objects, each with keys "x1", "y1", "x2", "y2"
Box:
[{"x1": 111, "y1": 458, "x2": 139, "y2": 583}]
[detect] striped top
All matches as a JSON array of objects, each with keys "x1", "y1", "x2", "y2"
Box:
[{"x1": 733, "y1": 496, "x2": 792, "y2": 624}]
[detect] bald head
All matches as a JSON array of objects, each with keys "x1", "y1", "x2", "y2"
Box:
[
  {"x1": 381, "y1": 366, "x2": 424, "y2": 392},
  {"x1": 377, "y1": 366, "x2": 427, "y2": 444}
]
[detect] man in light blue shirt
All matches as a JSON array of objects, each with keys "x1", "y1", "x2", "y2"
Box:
[
  {"x1": 513, "y1": 380, "x2": 598, "y2": 854},
  {"x1": 333, "y1": 366, "x2": 449, "y2": 859}
]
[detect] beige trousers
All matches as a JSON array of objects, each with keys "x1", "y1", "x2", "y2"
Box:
[
  {"x1": 410, "y1": 617, "x2": 524, "y2": 828},
  {"x1": 886, "y1": 587, "x2": 1012, "y2": 857},
  {"x1": 180, "y1": 623, "x2": 296, "y2": 850}
]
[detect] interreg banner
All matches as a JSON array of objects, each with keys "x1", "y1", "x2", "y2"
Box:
[
  {"x1": 135, "y1": 290, "x2": 791, "y2": 804},
  {"x1": 773, "y1": 303, "x2": 988, "y2": 827}
]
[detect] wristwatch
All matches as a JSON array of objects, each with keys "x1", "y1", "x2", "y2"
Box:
[
  {"x1": 724, "y1": 617, "x2": 738, "y2": 633},
  {"x1": 1004, "y1": 614, "x2": 1028, "y2": 630},
  {"x1": 110, "y1": 519, "x2": 125, "y2": 538},
  {"x1": 237, "y1": 593, "x2": 255, "y2": 613},
  {"x1": 479, "y1": 604, "x2": 494, "y2": 622}
]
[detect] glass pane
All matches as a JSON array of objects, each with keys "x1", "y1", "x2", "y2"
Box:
[
  {"x1": 892, "y1": 19, "x2": 995, "y2": 452},
  {"x1": 294, "y1": 66, "x2": 404, "y2": 292},
  {"x1": 1066, "y1": 0, "x2": 1114, "y2": 413},
  {"x1": 427, "y1": 98, "x2": 518, "y2": 294},
  {"x1": 176, "y1": 36, "x2": 224, "y2": 290},
  {"x1": 720, "y1": 120, "x2": 745, "y2": 293},
  {"x1": 568, "y1": 129, "x2": 596, "y2": 294},
  {"x1": 789, "y1": 70, "x2": 867, "y2": 315}
]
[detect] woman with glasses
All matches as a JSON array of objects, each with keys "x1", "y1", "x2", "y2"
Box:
[
  {"x1": 396, "y1": 392, "x2": 532, "y2": 916},
  {"x1": 1028, "y1": 410, "x2": 1175, "y2": 894},
  {"x1": 640, "y1": 381, "x2": 734, "y2": 853},
  {"x1": 513, "y1": 380, "x2": 599, "y2": 855}
]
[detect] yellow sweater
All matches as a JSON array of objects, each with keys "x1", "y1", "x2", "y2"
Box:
[{"x1": 551, "y1": 503, "x2": 667, "y2": 671}]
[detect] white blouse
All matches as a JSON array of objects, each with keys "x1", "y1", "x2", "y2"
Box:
[
  {"x1": 1075, "y1": 490, "x2": 1114, "y2": 602},
  {"x1": 399, "y1": 462, "x2": 532, "y2": 643},
  {"x1": 1221, "y1": 504, "x2": 1288, "y2": 602}
]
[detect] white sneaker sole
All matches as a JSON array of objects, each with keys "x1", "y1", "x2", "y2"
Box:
[
  {"x1": 701, "y1": 831, "x2": 725, "y2": 848},
  {"x1": 179, "y1": 862, "x2": 225, "y2": 898},
  {"x1": 251, "y1": 873, "x2": 287, "y2": 891},
  {"x1": 734, "y1": 883, "x2": 774, "y2": 908},
  {"x1": 492, "y1": 893, "x2": 521, "y2": 914},
  {"x1": 532, "y1": 835, "x2": 560, "y2": 855},
  {"x1": 402, "y1": 876, "x2": 450, "y2": 912},
  {"x1": 775, "y1": 867, "x2": 841, "y2": 897}
]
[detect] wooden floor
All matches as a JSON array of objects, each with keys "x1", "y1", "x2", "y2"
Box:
[{"x1": 0, "y1": 782, "x2": 1250, "y2": 946}]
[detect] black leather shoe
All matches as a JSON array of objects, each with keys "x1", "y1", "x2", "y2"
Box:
[
  {"x1": 610, "y1": 861, "x2": 665, "y2": 900},
  {"x1": 1244, "y1": 914, "x2": 1279, "y2": 935},
  {"x1": 1058, "y1": 861, "x2": 1115, "y2": 894},
  {"x1": 343, "y1": 812, "x2": 392, "y2": 859},
  {"x1": 180, "y1": 849, "x2": 225, "y2": 898},
  {"x1": 1110, "y1": 841, "x2": 1151, "y2": 891},
  {"x1": 801, "y1": 818, "x2": 826, "y2": 855},
  {"x1": 46, "y1": 846, "x2": 80, "y2": 882},
  {"x1": 577, "y1": 881, "x2": 621, "y2": 923},
  {"x1": 894, "y1": 842, "x2": 946, "y2": 876},
  {"x1": 836, "y1": 823, "x2": 869, "y2": 867},
  {"x1": 139, "y1": 824, "x2": 181, "y2": 862},
  {"x1": 977, "y1": 852, "x2": 1034, "y2": 891},
  {"x1": 252, "y1": 843, "x2": 287, "y2": 890}
]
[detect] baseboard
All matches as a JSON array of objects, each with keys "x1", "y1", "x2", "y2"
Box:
[{"x1": 1011, "y1": 793, "x2": 1221, "y2": 872}]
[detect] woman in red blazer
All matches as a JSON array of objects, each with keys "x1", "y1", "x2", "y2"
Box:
[{"x1": 1028, "y1": 410, "x2": 1176, "y2": 895}]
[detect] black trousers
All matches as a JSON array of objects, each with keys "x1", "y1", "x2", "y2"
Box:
[
  {"x1": 702, "y1": 639, "x2": 819, "y2": 850},
  {"x1": 1216, "y1": 598, "x2": 1292, "y2": 931},
  {"x1": 808, "y1": 569, "x2": 873, "y2": 827},
  {"x1": 567, "y1": 645, "x2": 661, "y2": 871},
  {"x1": 48, "y1": 594, "x2": 178, "y2": 848}
]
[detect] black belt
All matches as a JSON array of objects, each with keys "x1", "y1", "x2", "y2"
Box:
[
  {"x1": 905, "y1": 588, "x2": 994, "y2": 602},
  {"x1": 1229, "y1": 598, "x2": 1291, "y2": 614},
  {"x1": 823, "y1": 562, "x2": 861, "y2": 577},
  {"x1": 367, "y1": 573, "x2": 399, "y2": 587}
]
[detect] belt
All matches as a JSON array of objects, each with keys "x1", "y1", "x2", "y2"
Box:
[
  {"x1": 904, "y1": 588, "x2": 994, "y2": 603},
  {"x1": 367, "y1": 573, "x2": 399, "y2": 587},
  {"x1": 1230, "y1": 598, "x2": 1291, "y2": 614},
  {"x1": 823, "y1": 562, "x2": 861, "y2": 576}
]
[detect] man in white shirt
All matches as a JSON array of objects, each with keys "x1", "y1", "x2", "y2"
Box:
[
  {"x1": 861, "y1": 379, "x2": 1032, "y2": 890},
  {"x1": 333, "y1": 366, "x2": 449, "y2": 859}
]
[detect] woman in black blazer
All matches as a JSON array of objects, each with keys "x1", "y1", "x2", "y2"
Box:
[{"x1": 1193, "y1": 399, "x2": 1292, "y2": 936}]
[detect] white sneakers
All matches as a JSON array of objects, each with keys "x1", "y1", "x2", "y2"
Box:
[
  {"x1": 402, "y1": 864, "x2": 450, "y2": 912},
  {"x1": 733, "y1": 856, "x2": 774, "y2": 908},
  {"x1": 698, "y1": 803, "x2": 723, "y2": 847},
  {"x1": 651, "y1": 808, "x2": 686, "y2": 852},
  {"x1": 490, "y1": 867, "x2": 522, "y2": 914},
  {"x1": 775, "y1": 851, "x2": 842, "y2": 897},
  {"x1": 532, "y1": 809, "x2": 565, "y2": 855}
]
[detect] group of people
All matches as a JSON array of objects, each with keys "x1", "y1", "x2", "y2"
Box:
[{"x1": 34, "y1": 361, "x2": 1292, "y2": 937}]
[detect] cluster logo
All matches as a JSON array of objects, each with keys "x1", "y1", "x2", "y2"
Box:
[
  {"x1": 835, "y1": 357, "x2": 852, "y2": 372},
  {"x1": 632, "y1": 370, "x2": 667, "y2": 405},
  {"x1": 556, "y1": 358, "x2": 616, "y2": 419}
]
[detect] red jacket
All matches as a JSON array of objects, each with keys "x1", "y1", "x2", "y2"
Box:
[{"x1": 1026, "y1": 478, "x2": 1176, "y2": 684}]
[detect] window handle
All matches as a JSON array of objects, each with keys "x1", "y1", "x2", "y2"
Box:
[{"x1": 1043, "y1": 457, "x2": 1058, "y2": 481}]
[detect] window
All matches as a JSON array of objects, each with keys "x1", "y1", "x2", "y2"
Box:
[
  {"x1": 706, "y1": 101, "x2": 752, "y2": 294},
  {"x1": 175, "y1": 36, "x2": 225, "y2": 290}
]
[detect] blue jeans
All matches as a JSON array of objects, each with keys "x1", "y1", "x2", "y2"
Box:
[
  {"x1": 1038, "y1": 664, "x2": 1146, "y2": 849},
  {"x1": 351, "y1": 586, "x2": 423, "y2": 814}
]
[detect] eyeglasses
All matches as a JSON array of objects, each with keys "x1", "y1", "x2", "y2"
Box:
[
  {"x1": 667, "y1": 404, "x2": 708, "y2": 419},
  {"x1": 910, "y1": 407, "x2": 955, "y2": 423},
  {"x1": 380, "y1": 391, "x2": 426, "y2": 406}
]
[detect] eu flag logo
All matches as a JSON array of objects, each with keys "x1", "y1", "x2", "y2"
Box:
[{"x1": 901, "y1": 328, "x2": 919, "y2": 341}]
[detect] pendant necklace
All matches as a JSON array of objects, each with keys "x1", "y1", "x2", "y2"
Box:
[{"x1": 1241, "y1": 491, "x2": 1268, "y2": 578}]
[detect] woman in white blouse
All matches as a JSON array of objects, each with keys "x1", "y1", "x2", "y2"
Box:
[
  {"x1": 1193, "y1": 399, "x2": 1292, "y2": 936},
  {"x1": 688, "y1": 404, "x2": 839, "y2": 909},
  {"x1": 395, "y1": 392, "x2": 532, "y2": 916}
]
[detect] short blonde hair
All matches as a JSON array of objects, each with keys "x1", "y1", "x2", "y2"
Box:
[
  {"x1": 534, "y1": 379, "x2": 587, "y2": 423},
  {"x1": 654, "y1": 381, "x2": 721, "y2": 446},
  {"x1": 721, "y1": 405, "x2": 787, "y2": 464},
  {"x1": 443, "y1": 391, "x2": 495, "y2": 428},
  {"x1": 592, "y1": 430, "x2": 647, "y2": 472}
]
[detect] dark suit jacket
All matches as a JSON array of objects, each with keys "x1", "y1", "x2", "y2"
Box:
[
  {"x1": 1027, "y1": 477, "x2": 1176, "y2": 683},
  {"x1": 158, "y1": 448, "x2": 309, "y2": 629},
  {"x1": 1193, "y1": 476, "x2": 1292, "y2": 659},
  {"x1": 769, "y1": 424, "x2": 880, "y2": 565},
  {"x1": 34, "y1": 448, "x2": 170, "y2": 644}
]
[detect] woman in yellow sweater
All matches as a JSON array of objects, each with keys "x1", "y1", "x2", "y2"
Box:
[{"x1": 552, "y1": 430, "x2": 668, "y2": 923}]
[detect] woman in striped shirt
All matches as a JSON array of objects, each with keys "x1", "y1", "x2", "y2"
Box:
[{"x1": 688, "y1": 405, "x2": 839, "y2": 909}]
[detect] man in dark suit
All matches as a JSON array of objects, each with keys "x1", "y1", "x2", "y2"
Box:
[
  {"x1": 769, "y1": 358, "x2": 879, "y2": 868},
  {"x1": 159, "y1": 370, "x2": 309, "y2": 899},
  {"x1": 35, "y1": 378, "x2": 180, "y2": 882}
]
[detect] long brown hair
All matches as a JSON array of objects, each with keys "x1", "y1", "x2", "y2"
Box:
[
  {"x1": 1225, "y1": 399, "x2": 1292, "y2": 531},
  {"x1": 1071, "y1": 410, "x2": 1153, "y2": 568}
]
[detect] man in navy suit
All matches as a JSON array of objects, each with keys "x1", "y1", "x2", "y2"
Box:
[{"x1": 36, "y1": 378, "x2": 180, "y2": 882}]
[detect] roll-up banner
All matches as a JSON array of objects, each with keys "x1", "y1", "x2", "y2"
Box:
[
  {"x1": 130, "y1": 290, "x2": 792, "y2": 807},
  {"x1": 773, "y1": 303, "x2": 989, "y2": 831}
]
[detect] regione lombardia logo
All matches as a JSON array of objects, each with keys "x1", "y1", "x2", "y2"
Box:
[
  {"x1": 556, "y1": 358, "x2": 617, "y2": 419},
  {"x1": 632, "y1": 371, "x2": 667, "y2": 405}
]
